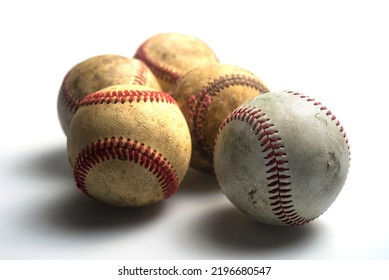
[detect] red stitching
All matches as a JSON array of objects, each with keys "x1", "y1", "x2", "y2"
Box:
[
  {"x1": 189, "y1": 74, "x2": 269, "y2": 164},
  {"x1": 134, "y1": 42, "x2": 180, "y2": 85},
  {"x1": 60, "y1": 61, "x2": 158, "y2": 113},
  {"x1": 218, "y1": 106, "x2": 313, "y2": 226},
  {"x1": 132, "y1": 60, "x2": 149, "y2": 85},
  {"x1": 59, "y1": 70, "x2": 79, "y2": 113},
  {"x1": 79, "y1": 89, "x2": 177, "y2": 107},
  {"x1": 285, "y1": 90, "x2": 351, "y2": 160},
  {"x1": 74, "y1": 136, "x2": 179, "y2": 199}
]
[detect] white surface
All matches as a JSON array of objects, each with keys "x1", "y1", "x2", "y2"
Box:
[{"x1": 0, "y1": 0, "x2": 388, "y2": 259}]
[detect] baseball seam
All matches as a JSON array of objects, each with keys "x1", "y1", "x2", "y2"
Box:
[
  {"x1": 188, "y1": 74, "x2": 269, "y2": 164},
  {"x1": 134, "y1": 42, "x2": 180, "y2": 86},
  {"x1": 60, "y1": 71, "x2": 79, "y2": 113},
  {"x1": 132, "y1": 60, "x2": 149, "y2": 85},
  {"x1": 286, "y1": 90, "x2": 351, "y2": 160},
  {"x1": 79, "y1": 89, "x2": 177, "y2": 107},
  {"x1": 218, "y1": 106, "x2": 313, "y2": 226},
  {"x1": 61, "y1": 62, "x2": 153, "y2": 113},
  {"x1": 74, "y1": 136, "x2": 179, "y2": 199}
]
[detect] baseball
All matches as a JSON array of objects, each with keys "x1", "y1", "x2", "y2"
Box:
[
  {"x1": 171, "y1": 63, "x2": 269, "y2": 173},
  {"x1": 134, "y1": 33, "x2": 219, "y2": 92},
  {"x1": 67, "y1": 84, "x2": 191, "y2": 207},
  {"x1": 57, "y1": 55, "x2": 161, "y2": 135},
  {"x1": 214, "y1": 91, "x2": 350, "y2": 226}
]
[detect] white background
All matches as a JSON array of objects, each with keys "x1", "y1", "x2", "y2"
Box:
[{"x1": 0, "y1": 0, "x2": 388, "y2": 260}]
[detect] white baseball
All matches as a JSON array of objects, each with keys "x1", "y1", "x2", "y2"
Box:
[{"x1": 214, "y1": 91, "x2": 350, "y2": 226}]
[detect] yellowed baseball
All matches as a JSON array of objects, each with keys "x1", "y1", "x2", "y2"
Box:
[
  {"x1": 58, "y1": 55, "x2": 161, "y2": 135},
  {"x1": 67, "y1": 84, "x2": 191, "y2": 207},
  {"x1": 171, "y1": 64, "x2": 270, "y2": 173},
  {"x1": 134, "y1": 33, "x2": 219, "y2": 92}
]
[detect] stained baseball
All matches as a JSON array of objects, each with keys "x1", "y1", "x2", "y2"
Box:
[
  {"x1": 58, "y1": 55, "x2": 161, "y2": 135},
  {"x1": 67, "y1": 84, "x2": 191, "y2": 207},
  {"x1": 134, "y1": 33, "x2": 219, "y2": 92},
  {"x1": 214, "y1": 91, "x2": 350, "y2": 226},
  {"x1": 171, "y1": 64, "x2": 269, "y2": 173}
]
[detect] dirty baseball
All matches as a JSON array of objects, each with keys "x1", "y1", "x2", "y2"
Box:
[
  {"x1": 67, "y1": 84, "x2": 191, "y2": 207},
  {"x1": 171, "y1": 63, "x2": 269, "y2": 173},
  {"x1": 214, "y1": 91, "x2": 350, "y2": 226},
  {"x1": 134, "y1": 33, "x2": 219, "y2": 92},
  {"x1": 57, "y1": 55, "x2": 161, "y2": 135}
]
